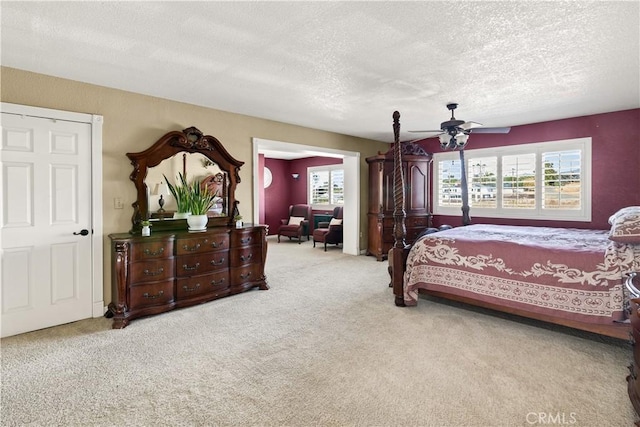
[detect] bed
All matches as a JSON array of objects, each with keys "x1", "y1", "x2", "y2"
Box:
[{"x1": 388, "y1": 111, "x2": 640, "y2": 340}]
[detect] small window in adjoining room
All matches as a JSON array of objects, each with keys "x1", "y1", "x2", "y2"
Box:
[
  {"x1": 308, "y1": 165, "x2": 344, "y2": 209},
  {"x1": 432, "y1": 137, "x2": 592, "y2": 222}
]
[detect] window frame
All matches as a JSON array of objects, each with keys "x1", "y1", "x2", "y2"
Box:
[
  {"x1": 307, "y1": 164, "x2": 344, "y2": 210},
  {"x1": 432, "y1": 137, "x2": 592, "y2": 222}
]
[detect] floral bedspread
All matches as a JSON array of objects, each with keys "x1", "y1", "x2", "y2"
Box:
[{"x1": 404, "y1": 224, "x2": 637, "y2": 324}]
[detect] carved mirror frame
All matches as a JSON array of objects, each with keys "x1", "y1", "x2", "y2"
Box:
[{"x1": 128, "y1": 126, "x2": 244, "y2": 233}]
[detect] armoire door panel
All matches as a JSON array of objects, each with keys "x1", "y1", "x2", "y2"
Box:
[{"x1": 407, "y1": 163, "x2": 427, "y2": 212}]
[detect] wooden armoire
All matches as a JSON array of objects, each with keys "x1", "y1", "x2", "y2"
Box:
[{"x1": 366, "y1": 143, "x2": 432, "y2": 261}]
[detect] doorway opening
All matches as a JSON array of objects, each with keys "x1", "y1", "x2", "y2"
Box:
[{"x1": 252, "y1": 138, "x2": 359, "y2": 256}]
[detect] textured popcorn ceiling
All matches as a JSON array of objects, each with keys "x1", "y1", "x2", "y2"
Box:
[{"x1": 1, "y1": 1, "x2": 638, "y2": 143}]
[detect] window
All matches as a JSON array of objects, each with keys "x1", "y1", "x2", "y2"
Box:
[
  {"x1": 308, "y1": 165, "x2": 344, "y2": 209},
  {"x1": 433, "y1": 138, "x2": 591, "y2": 221}
]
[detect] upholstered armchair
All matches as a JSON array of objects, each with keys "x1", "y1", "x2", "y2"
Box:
[
  {"x1": 277, "y1": 204, "x2": 312, "y2": 244},
  {"x1": 312, "y1": 206, "x2": 343, "y2": 251}
]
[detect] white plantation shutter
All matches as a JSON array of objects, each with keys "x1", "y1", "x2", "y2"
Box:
[
  {"x1": 438, "y1": 159, "x2": 462, "y2": 207},
  {"x1": 502, "y1": 153, "x2": 536, "y2": 209},
  {"x1": 310, "y1": 170, "x2": 330, "y2": 204},
  {"x1": 432, "y1": 138, "x2": 591, "y2": 221},
  {"x1": 309, "y1": 165, "x2": 344, "y2": 208},
  {"x1": 542, "y1": 149, "x2": 582, "y2": 210},
  {"x1": 331, "y1": 169, "x2": 344, "y2": 205},
  {"x1": 468, "y1": 157, "x2": 498, "y2": 208}
]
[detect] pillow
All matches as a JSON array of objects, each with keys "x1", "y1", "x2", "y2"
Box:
[
  {"x1": 608, "y1": 207, "x2": 640, "y2": 244},
  {"x1": 609, "y1": 206, "x2": 640, "y2": 225},
  {"x1": 329, "y1": 218, "x2": 342, "y2": 226},
  {"x1": 288, "y1": 216, "x2": 305, "y2": 225}
]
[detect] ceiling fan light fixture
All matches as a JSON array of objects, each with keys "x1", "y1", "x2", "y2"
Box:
[
  {"x1": 409, "y1": 103, "x2": 510, "y2": 150},
  {"x1": 455, "y1": 132, "x2": 469, "y2": 147}
]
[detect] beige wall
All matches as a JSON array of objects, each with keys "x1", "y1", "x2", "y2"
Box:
[{"x1": 1, "y1": 67, "x2": 389, "y2": 304}]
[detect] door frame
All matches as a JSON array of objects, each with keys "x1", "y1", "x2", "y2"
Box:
[{"x1": 0, "y1": 102, "x2": 104, "y2": 317}]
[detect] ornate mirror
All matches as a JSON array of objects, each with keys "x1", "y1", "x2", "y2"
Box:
[{"x1": 128, "y1": 126, "x2": 244, "y2": 233}]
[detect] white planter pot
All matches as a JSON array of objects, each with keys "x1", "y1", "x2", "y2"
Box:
[
  {"x1": 141, "y1": 225, "x2": 151, "y2": 236},
  {"x1": 187, "y1": 214, "x2": 208, "y2": 231}
]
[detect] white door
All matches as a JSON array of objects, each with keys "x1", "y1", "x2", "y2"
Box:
[{"x1": 1, "y1": 112, "x2": 93, "y2": 337}]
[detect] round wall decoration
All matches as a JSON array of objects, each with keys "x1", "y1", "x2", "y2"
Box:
[{"x1": 263, "y1": 167, "x2": 273, "y2": 188}]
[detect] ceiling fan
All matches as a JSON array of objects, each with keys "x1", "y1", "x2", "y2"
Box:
[{"x1": 409, "y1": 103, "x2": 511, "y2": 150}]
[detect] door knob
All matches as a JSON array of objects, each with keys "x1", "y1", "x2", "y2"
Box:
[{"x1": 73, "y1": 229, "x2": 89, "y2": 236}]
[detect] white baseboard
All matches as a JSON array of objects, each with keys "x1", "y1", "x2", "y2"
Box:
[{"x1": 93, "y1": 302, "x2": 107, "y2": 317}]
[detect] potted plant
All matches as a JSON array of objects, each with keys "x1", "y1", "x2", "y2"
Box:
[
  {"x1": 164, "y1": 173, "x2": 191, "y2": 219},
  {"x1": 185, "y1": 179, "x2": 216, "y2": 231},
  {"x1": 234, "y1": 214, "x2": 243, "y2": 228}
]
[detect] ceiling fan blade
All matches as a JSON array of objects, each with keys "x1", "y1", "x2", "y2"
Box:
[
  {"x1": 469, "y1": 127, "x2": 511, "y2": 134},
  {"x1": 407, "y1": 129, "x2": 443, "y2": 133},
  {"x1": 459, "y1": 121, "x2": 483, "y2": 130}
]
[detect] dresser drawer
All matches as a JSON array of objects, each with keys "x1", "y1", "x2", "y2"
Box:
[
  {"x1": 406, "y1": 216, "x2": 431, "y2": 228},
  {"x1": 231, "y1": 229, "x2": 262, "y2": 248},
  {"x1": 176, "y1": 233, "x2": 230, "y2": 255},
  {"x1": 130, "y1": 259, "x2": 175, "y2": 284},
  {"x1": 230, "y1": 264, "x2": 263, "y2": 285},
  {"x1": 176, "y1": 251, "x2": 229, "y2": 277},
  {"x1": 231, "y1": 246, "x2": 261, "y2": 267},
  {"x1": 176, "y1": 271, "x2": 230, "y2": 300},
  {"x1": 130, "y1": 239, "x2": 174, "y2": 261},
  {"x1": 129, "y1": 280, "x2": 174, "y2": 310}
]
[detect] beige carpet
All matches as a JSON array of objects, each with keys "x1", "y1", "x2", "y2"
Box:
[{"x1": 1, "y1": 236, "x2": 636, "y2": 426}]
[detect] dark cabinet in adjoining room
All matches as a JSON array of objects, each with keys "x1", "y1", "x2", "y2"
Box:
[{"x1": 366, "y1": 144, "x2": 432, "y2": 261}]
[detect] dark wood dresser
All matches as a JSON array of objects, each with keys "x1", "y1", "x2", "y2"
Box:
[
  {"x1": 108, "y1": 225, "x2": 268, "y2": 328},
  {"x1": 366, "y1": 143, "x2": 432, "y2": 261}
]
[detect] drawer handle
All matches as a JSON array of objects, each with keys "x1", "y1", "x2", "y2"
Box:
[
  {"x1": 143, "y1": 267, "x2": 164, "y2": 276},
  {"x1": 210, "y1": 258, "x2": 226, "y2": 266},
  {"x1": 143, "y1": 290, "x2": 164, "y2": 299},
  {"x1": 211, "y1": 278, "x2": 226, "y2": 286},
  {"x1": 240, "y1": 254, "x2": 253, "y2": 262},
  {"x1": 182, "y1": 243, "x2": 202, "y2": 252},
  {"x1": 211, "y1": 241, "x2": 225, "y2": 248},
  {"x1": 143, "y1": 247, "x2": 164, "y2": 256},
  {"x1": 182, "y1": 283, "x2": 201, "y2": 292},
  {"x1": 240, "y1": 272, "x2": 252, "y2": 280},
  {"x1": 182, "y1": 262, "x2": 200, "y2": 271},
  {"x1": 241, "y1": 237, "x2": 252, "y2": 244}
]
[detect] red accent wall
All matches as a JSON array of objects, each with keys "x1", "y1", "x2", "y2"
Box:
[
  {"x1": 264, "y1": 158, "x2": 291, "y2": 234},
  {"x1": 416, "y1": 109, "x2": 640, "y2": 230},
  {"x1": 262, "y1": 156, "x2": 342, "y2": 234}
]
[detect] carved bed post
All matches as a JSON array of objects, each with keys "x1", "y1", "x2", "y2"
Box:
[
  {"x1": 459, "y1": 149, "x2": 471, "y2": 226},
  {"x1": 391, "y1": 111, "x2": 408, "y2": 306},
  {"x1": 392, "y1": 111, "x2": 406, "y2": 249}
]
